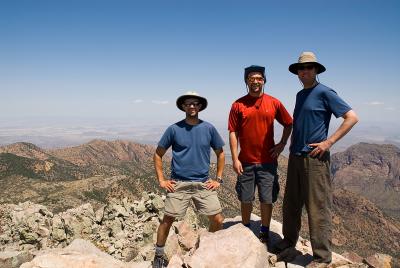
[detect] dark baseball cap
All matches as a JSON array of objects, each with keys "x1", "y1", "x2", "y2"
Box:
[{"x1": 244, "y1": 65, "x2": 265, "y2": 82}]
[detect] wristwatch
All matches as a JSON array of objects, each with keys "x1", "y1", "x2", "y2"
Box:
[{"x1": 216, "y1": 176, "x2": 223, "y2": 183}]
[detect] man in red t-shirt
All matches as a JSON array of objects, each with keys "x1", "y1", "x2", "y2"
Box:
[{"x1": 228, "y1": 65, "x2": 293, "y2": 245}]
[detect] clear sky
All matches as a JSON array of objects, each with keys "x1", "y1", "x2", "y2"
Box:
[{"x1": 1, "y1": 0, "x2": 399, "y2": 128}]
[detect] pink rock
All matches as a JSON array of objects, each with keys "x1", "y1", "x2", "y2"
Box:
[
  {"x1": 341, "y1": 251, "x2": 363, "y2": 263},
  {"x1": 185, "y1": 224, "x2": 269, "y2": 268},
  {"x1": 167, "y1": 254, "x2": 184, "y2": 268},
  {"x1": 19, "y1": 239, "x2": 150, "y2": 268},
  {"x1": 176, "y1": 221, "x2": 198, "y2": 251},
  {"x1": 364, "y1": 253, "x2": 392, "y2": 268},
  {"x1": 165, "y1": 233, "x2": 182, "y2": 260}
]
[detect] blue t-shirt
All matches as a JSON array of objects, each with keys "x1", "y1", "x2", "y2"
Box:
[
  {"x1": 290, "y1": 83, "x2": 351, "y2": 154},
  {"x1": 158, "y1": 120, "x2": 225, "y2": 181}
]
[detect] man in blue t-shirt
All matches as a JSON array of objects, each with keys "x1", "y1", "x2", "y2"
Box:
[
  {"x1": 152, "y1": 91, "x2": 225, "y2": 268},
  {"x1": 275, "y1": 52, "x2": 359, "y2": 266}
]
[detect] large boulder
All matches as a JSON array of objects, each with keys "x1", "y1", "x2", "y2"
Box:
[
  {"x1": 19, "y1": 239, "x2": 151, "y2": 268},
  {"x1": 186, "y1": 223, "x2": 270, "y2": 268}
]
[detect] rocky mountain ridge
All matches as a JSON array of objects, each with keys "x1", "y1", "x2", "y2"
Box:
[
  {"x1": 332, "y1": 142, "x2": 400, "y2": 219},
  {"x1": 0, "y1": 140, "x2": 156, "y2": 181}
]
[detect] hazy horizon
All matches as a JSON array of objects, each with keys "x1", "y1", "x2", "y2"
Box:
[
  {"x1": 1, "y1": 1, "x2": 399, "y2": 154},
  {"x1": 1, "y1": 116, "x2": 399, "y2": 157}
]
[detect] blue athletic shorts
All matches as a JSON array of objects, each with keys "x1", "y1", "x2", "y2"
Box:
[{"x1": 235, "y1": 163, "x2": 279, "y2": 204}]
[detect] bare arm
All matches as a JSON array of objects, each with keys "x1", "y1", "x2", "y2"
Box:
[
  {"x1": 309, "y1": 110, "x2": 359, "y2": 158},
  {"x1": 229, "y1": 131, "x2": 243, "y2": 175},
  {"x1": 153, "y1": 146, "x2": 176, "y2": 192},
  {"x1": 269, "y1": 124, "x2": 293, "y2": 158},
  {"x1": 215, "y1": 148, "x2": 225, "y2": 178},
  {"x1": 205, "y1": 148, "x2": 225, "y2": 190}
]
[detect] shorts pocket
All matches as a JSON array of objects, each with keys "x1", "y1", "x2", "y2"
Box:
[
  {"x1": 199, "y1": 189, "x2": 216, "y2": 199},
  {"x1": 166, "y1": 191, "x2": 185, "y2": 200}
]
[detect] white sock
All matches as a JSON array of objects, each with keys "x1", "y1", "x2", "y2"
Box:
[{"x1": 155, "y1": 245, "x2": 165, "y2": 256}]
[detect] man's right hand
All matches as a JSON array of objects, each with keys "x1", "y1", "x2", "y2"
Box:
[
  {"x1": 233, "y1": 159, "x2": 243, "y2": 175},
  {"x1": 159, "y1": 179, "x2": 176, "y2": 192}
]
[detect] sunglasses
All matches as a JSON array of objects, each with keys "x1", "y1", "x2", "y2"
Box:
[
  {"x1": 183, "y1": 102, "x2": 200, "y2": 107},
  {"x1": 297, "y1": 65, "x2": 315, "y2": 71},
  {"x1": 247, "y1": 77, "x2": 264, "y2": 82}
]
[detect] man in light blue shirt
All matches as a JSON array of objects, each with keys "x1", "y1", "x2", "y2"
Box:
[{"x1": 152, "y1": 91, "x2": 225, "y2": 268}]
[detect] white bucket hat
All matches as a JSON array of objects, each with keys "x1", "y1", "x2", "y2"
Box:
[
  {"x1": 289, "y1": 51, "x2": 326, "y2": 75},
  {"x1": 176, "y1": 91, "x2": 208, "y2": 111}
]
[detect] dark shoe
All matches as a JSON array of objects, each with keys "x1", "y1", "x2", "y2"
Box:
[
  {"x1": 277, "y1": 247, "x2": 302, "y2": 262},
  {"x1": 152, "y1": 254, "x2": 168, "y2": 268},
  {"x1": 258, "y1": 231, "x2": 269, "y2": 244},
  {"x1": 273, "y1": 238, "x2": 293, "y2": 254}
]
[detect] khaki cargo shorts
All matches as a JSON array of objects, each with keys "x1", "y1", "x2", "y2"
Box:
[{"x1": 164, "y1": 180, "x2": 222, "y2": 218}]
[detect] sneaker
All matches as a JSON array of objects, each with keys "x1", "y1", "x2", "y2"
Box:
[{"x1": 152, "y1": 254, "x2": 168, "y2": 268}]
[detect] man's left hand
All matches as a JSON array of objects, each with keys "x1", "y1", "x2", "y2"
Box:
[
  {"x1": 269, "y1": 142, "x2": 286, "y2": 158},
  {"x1": 205, "y1": 180, "x2": 220, "y2": 190},
  {"x1": 309, "y1": 140, "x2": 333, "y2": 158}
]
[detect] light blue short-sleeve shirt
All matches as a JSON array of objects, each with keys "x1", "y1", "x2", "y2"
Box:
[{"x1": 158, "y1": 120, "x2": 225, "y2": 181}]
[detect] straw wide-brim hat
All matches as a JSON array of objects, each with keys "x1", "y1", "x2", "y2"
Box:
[
  {"x1": 289, "y1": 51, "x2": 326, "y2": 75},
  {"x1": 176, "y1": 91, "x2": 208, "y2": 111}
]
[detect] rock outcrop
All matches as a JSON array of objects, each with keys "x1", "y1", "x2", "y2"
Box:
[
  {"x1": 0, "y1": 192, "x2": 165, "y2": 265},
  {"x1": 0, "y1": 192, "x2": 394, "y2": 268},
  {"x1": 185, "y1": 223, "x2": 269, "y2": 268},
  {"x1": 20, "y1": 239, "x2": 151, "y2": 268}
]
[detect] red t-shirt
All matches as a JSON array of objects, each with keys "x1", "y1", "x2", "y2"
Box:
[{"x1": 228, "y1": 94, "x2": 293, "y2": 164}]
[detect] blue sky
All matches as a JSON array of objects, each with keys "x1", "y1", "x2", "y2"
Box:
[{"x1": 1, "y1": 0, "x2": 399, "y2": 128}]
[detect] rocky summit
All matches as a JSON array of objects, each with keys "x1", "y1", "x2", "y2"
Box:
[
  {"x1": 0, "y1": 192, "x2": 392, "y2": 268},
  {"x1": 0, "y1": 140, "x2": 399, "y2": 267}
]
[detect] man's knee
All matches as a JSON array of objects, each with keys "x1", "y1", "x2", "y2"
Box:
[
  {"x1": 161, "y1": 215, "x2": 175, "y2": 226},
  {"x1": 209, "y1": 213, "x2": 224, "y2": 225}
]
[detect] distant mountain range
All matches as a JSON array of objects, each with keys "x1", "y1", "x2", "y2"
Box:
[
  {"x1": 0, "y1": 140, "x2": 155, "y2": 180},
  {"x1": 0, "y1": 140, "x2": 399, "y2": 263},
  {"x1": 332, "y1": 142, "x2": 400, "y2": 219}
]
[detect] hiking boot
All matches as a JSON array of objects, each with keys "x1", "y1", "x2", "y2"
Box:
[{"x1": 152, "y1": 254, "x2": 168, "y2": 268}]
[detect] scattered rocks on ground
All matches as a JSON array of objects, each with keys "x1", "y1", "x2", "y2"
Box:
[{"x1": 0, "y1": 192, "x2": 394, "y2": 268}]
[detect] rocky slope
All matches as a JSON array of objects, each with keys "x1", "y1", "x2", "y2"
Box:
[
  {"x1": 0, "y1": 142, "x2": 52, "y2": 161},
  {"x1": 1, "y1": 194, "x2": 388, "y2": 268},
  {"x1": 0, "y1": 140, "x2": 399, "y2": 265},
  {"x1": 0, "y1": 153, "x2": 89, "y2": 180},
  {"x1": 332, "y1": 188, "x2": 400, "y2": 261},
  {"x1": 332, "y1": 142, "x2": 400, "y2": 219}
]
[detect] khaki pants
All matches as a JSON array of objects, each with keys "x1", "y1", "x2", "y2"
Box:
[
  {"x1": 282, "y1": 153, "x2": 332, "y2": 263},
  {"x1": 164, "y1": 180, "x2": 222, "y2": 218}
]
